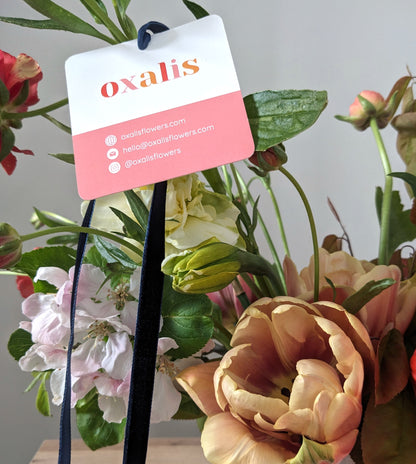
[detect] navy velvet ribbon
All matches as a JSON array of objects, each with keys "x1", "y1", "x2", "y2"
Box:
[{"x1": 58, "y1": 21, "x2": 169, "y2": 464}]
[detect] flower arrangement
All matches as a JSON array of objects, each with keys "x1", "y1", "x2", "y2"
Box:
[{"x1": 2, "y1": 2, "x2": 416, "y2": 464}]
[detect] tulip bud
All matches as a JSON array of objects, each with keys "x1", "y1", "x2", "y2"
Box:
[
  {"x1": 163, "y1": 240, "x2": 280, "y2": 295},
  {"x1": 0, "y1": 223, "x2": 22, "y2": 268},
  {"x1": 162, "y1": 242, "x2": 242, "y2": 293},
  {"x1": 249, "y1": 143, "x2": 287, "y2": 175}
]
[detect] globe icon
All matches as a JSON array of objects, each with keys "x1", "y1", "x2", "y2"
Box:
[{"x1": 105, "y1": 135, "x2": 117, "y2": 146}]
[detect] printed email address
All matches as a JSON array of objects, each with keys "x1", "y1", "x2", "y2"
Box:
[
  {"x1": 122, "y1": 125, "x2": 215, "y2": 153},
  {"x1": 121, "y1": 118, "x2": 186, "y2": 140}
]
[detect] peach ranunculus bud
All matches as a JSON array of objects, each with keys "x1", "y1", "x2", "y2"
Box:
[{"x1": 178, "y1": 296, "x2": 373, "y2": 464}]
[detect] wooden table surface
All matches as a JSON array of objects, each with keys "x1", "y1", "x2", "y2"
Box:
[{"x1": 29, "y1": 438, "x2": 209, "y2": 464}]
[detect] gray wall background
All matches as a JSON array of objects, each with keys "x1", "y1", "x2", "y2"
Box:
[{"x1": 1, "y1": 1, "x2": 415, "y2": 462}]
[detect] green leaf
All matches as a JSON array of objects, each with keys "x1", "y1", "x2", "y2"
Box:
[
  {"x1": 14, "y1": 246, "x2": 76, "y2": 279},
  {"x1": 244, "y1": 90, "x2": 328, "y2": 151},
  {"x1": 0, "y1": 16, "x2": 82, "y2": 31},
  {"x1": 160, "y1": 277, "x2": 214, "y2": 358},
  {"x1": 11, "y1": 80, "x2": 29, "y2": 108},
  {"x1": 375, "y1": 187, "x2": 416, "y2": 258},
  {"x1": 42, "y1": 113, "x2": 71, "y2": 133},
  {"x1": 287, "y1": 436, "x2": 334, "y2": 464},
  {"x1": 182, "y1": 0, "x2": 210, "y2": 19},
  {"x1": 342, "y1": 278, "x2": 395, "y2": 315},
  {"x1": 20, "y1": 0, "x2": 115, "y2": 43},
  {"x1": 33, "y1": 208, "x2": 77, "y2": 228},
  {"x1": 389, "y1": 172, "x2": 416, "y2": 197},
  {"x1": 48, "y1": 153, "x2": 75, "y2": 164},
  {"x1": 172, "y1": 392, "x2": 204, "y2": 420},
  {"x1": 0, "y1": 126, "x2": 15, "y2": 163},
  {"x1": 202, "y1": 167, "x2": 227, "y2": 195},
  {"x1": 362, "y1": 387, "x2": 416, "y2": 464},
  {"x1": 112, "y1": 0, "x2": 131, "y2": 17},
  {"x1": 76, "y1": 389, "x2": 125, "y2": 450},
  {"x1": 8, "y1": 328, "x2": 33, "y2": 361},
  {"x1": 93, "y1": 235, "x2": 138, "y2": 269},
  {"x1": 36, "y1": 372, "x2": 51, "y2": 417},
  {"x1": 375, "y1": 329, "x2": 409, "y2": 405},
  {"x1": 84, "y1": 245, "x2": 109, "y2": 271},
  {"x1": 110, "y1": 207, "x2": 146, "y2": 243},
  {"x1": 124, "y1": 190, "x2": 149, "y2": 232},
  {"x1": 0, "y1": 77, "x2": 10, "y2": 106},
  {"x1": 80, "y1": 0, "x2": 108, "y2": 25}
]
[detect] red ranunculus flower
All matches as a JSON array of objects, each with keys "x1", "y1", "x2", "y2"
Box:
[{"x1": 0, "y1": 50, "x2": 42, "y2": 175}]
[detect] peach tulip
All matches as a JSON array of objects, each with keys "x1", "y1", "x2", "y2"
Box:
[{"x1": 178, "y1": 297, "x2": 373, "y2": 464}]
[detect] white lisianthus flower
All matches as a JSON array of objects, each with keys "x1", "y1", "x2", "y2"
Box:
[{"x1": 83, "y1": 173, "x2": 243, "y2": 257}]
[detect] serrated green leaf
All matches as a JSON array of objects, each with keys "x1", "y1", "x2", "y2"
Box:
[
  {"x1": 93, "y1": 235, "x2": 138, "y2": 269},
  {"x1": 124, "y1": 190, "x2": 149, "y2": 232},
  {"x1": 48, "y1": 153, "x2": 75, "y2": 164},
  {"x1": 375, "y1": 187, "x2": 416, "y2": 259},
  {"x1": 182, "y1": 0, "x2": 209, "y2": 19},
  {"x1": 14, "y1": 246, "x2": 76, "y2": 278},
  {"x1": 0, "y1": 126, "x2": 15, "y2": 163},
  {"x1": 172, "y1": 392, "x2": 204, "y2": 420},
  {"x1": 76, "y1": 389, "x2": 125, "y2": 450},
  {"x1": 110, "y1": 207, "x2": 146, "y2": 243},
  {"x1": 8, "y1": 328, "x2": 33, "y2": 361},
  {"x1": 84, "y1": 245, "x2": 108, "y2": 270},
  {"x1": 160, "y1": 277, "x2": 214, "y2": 358},
  {"x1": 21, "y1": 0, "x2": 115, "y2": 43},
  {"x1": 343, "y1": 278, "x2": 395, "y2": 315},
  {"x1": 244, "y1": 90, "x2": 328, "y2": 151},
  {"x1": 362, "y1": 387, "x2": 416, "y2": 464},
  {"x1": 36, "y1": 373, "x2": 51, "y2": 416}
]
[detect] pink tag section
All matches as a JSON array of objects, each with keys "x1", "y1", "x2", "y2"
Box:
[{"x1": 74, "y1": 91, "x2": 253, "y2": 199}]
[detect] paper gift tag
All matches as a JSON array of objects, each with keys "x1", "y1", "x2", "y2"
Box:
[{"x1": 65, "y1": 15, "x2": 254, "y2": 199}]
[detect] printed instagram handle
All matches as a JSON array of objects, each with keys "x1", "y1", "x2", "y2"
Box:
[{"x1": 57, "y1": 23, "x2": 169, "y2": 464}]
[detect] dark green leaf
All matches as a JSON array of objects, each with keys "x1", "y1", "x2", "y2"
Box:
[
  {"x1": 93, "y1": 236, "x2": 138, "y2": 269},
  {"x1": 8, "y1": 328, "x2": 33, "y2": 361},
  {"x1": 0, "y1": 126, "x2": 15, "y2": 163},
  {"x1": 182, "y1": 0, "x2": 210, "y2": 19},
  {"x1": 14, "y1": 247, "x2": 76, "y2": 279},
  {"x1": 84, "y1": 245, "x2": 109, "y2": 271},
  {"x1": 11, "y1": 80, "x2": 29, "y2": 108},
  {"x1": 343, "y1": 278, "x2": 395, "y2": 315},
  {"x1": 80, "y1": 0, "x2": 108, "y2": 25},
  {"x1": 124, "y1": 190, "x2": 149, "y2": 231},
  {"x1": 362, "y1": 387, "x2": 416, "y2": 464},
  {"x1": 389, "y1": 172, "x2": 416, "y2": 197},
  {"x1": 21, "y1": 0, "x2": 115, "y2": 43},
  {"x1": 46, "y1": 235, "x2": 79, "y2": 246},
  {"x1": 42, "y1": 113, "x2": 71, "y2": 134},
  {"x1": 49, "y1": 153, "x2": 75, "y2": 164},
  {"x1": 76, "y1": 389, "x2": 125, "y2": 450},
  {"x1": 375, "y1": 187, "x2": 416, "y2": 259},
  {"x1": 36, "y1": 373, "x2": 51, "y2": 416},
  {"x1": 110, "y1": 207, "x2": 146, "y2": 243},
  {"x1": 244, "y1": 90, "x2": 328, "y2": 151},
  {"x1": 376, "y1": 329, "x2": 409, "y2": 405},
  {"x1": 172, "y1": 392, "x2": 204, "y2": 420},
  {"x1": 160, "y1": 277, "x2": 214, "y2": 358}
]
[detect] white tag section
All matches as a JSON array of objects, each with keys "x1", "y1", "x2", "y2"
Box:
[{"x1": 65, "y1": 16, "x2": 254, "y2": 199}]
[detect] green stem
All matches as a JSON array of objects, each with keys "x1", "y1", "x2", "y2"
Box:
[
  {"x1": 230, "y1": 163, "x2": 247, "y2": 209},
  {"x1": 261, "y1": 175, "x2": 291, "y2": 257},
  {"x1": 2, "y1": 98, "x2": 68, "y2": 120},
  {"x1": 370, "y1": 118, "x2": 392, "y2": 265},
  {"x1": 20, "y1": 226, "x2": 142, "y2": 257},
  {"x1": 82, "y1": 0, "x2": 127, "y2": 43},
  {"x1": 280, "y1": 167, "x2": 320, "y2": 301},
  {"x1": 235, "y1": 170, "x2": 287, "y2": 294},
  {"x1": 213, "y1": 319, "x2": 232, "y2": 350},
  {"x1": 221, "y1": 165, "x2": 233, "y2": 198}
]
